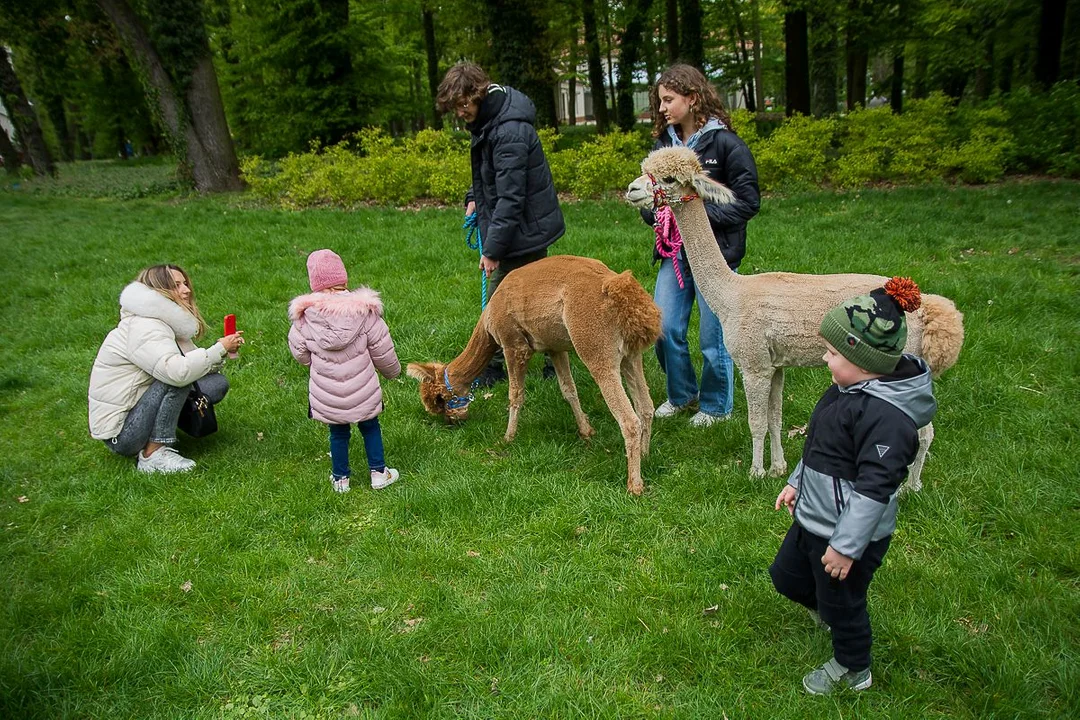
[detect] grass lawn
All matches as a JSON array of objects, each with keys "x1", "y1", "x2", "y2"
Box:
[{"x1": 1, "y1": 173, "x2": 1078, "y2": 718}]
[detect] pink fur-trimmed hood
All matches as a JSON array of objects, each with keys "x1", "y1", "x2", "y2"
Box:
[{"x1": 288, "y1": 287, "x2": 384, "y2": 323}]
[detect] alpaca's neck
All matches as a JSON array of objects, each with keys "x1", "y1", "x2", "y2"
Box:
[
  {"x1": 670, "y1": 199, "x2": 741, "y2": 322},
  {"x1": 446, "y1": 307, "x2": 499, "y2": 389}
]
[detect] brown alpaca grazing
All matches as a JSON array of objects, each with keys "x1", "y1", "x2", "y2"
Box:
[{"x1": 406, "y1": 255, "x2": 662, "y2": 495}]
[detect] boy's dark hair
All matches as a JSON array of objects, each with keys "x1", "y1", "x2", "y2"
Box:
[
  {"x1": 436, "y1": 63, "x2": 491, "y2": 113},
  {"x1": 650, "y1": 64, "x2": 733, "y2": 138}
]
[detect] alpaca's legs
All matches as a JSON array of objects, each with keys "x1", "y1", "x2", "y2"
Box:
[
  {"x1": 585, "y1": 363, "x2": 644, "y2": 495},
  {"x1": 902, "y1": 422, "x2": 934, "y2": 494},
  {"x1": 503, "y1": 350, "x2": 532, "y2": 443},
  {"x1": 621, "y1": 353, "x2": 654, "y2": 456},
  {"x1": 550, "y1": 350, "x2": 594, "y2": 439},
  {"x1": 767, "y1": 368, "x2": 788, "y2": 477},
  {"x1": 741, "y1": 371, "x2": 773, "y2": 478}
]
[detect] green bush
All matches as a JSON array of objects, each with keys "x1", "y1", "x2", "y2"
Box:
[
  {"x1": 750, "y1": 113, "x2": 836, "y2": 191},
  {"x1": 239, "y1": 88, "x2": 1070, "y2": 207},
  {"x1": 1000, "y1": 83, "x2": 1080, "y2": 177}
]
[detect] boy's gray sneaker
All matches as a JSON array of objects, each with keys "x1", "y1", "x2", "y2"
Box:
[{"x1": 802, "y1": 658, "x2": 872, "y2": 695}]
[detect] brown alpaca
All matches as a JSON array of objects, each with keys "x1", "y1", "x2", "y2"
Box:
[
  {"x1": 407, "y1": 255, "x2": 662, "y2": 495},
  {"x1": 626, "y1": 147, "x2": 965, "y2": 489}
]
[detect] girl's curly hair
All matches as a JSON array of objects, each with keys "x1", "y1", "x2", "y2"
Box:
[{"x1": 650, "y1": 64, "x2": 733, "y2": 138}]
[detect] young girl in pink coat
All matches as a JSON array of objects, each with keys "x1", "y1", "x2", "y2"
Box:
[{"x1": 288, "y1": 249, "x2": 401, "y2": 492}]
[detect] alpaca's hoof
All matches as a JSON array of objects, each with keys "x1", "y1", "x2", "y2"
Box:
[
  {"x1": 768, "y1": 463, "x2": 789, "y2": 478},
  {"x1": 748, "y1": 465, "x2": 767, "y2": 479},
  {"x1": 578, "y1": 426, "x2": 595, "y2": 440},
  {"x1": 628, "y1": 483, "x2": 643, "y2": 496}
]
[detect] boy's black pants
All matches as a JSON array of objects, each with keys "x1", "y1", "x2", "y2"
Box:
[{"x1": 769, "y1": 522, "x2": 890, "y2": 672}]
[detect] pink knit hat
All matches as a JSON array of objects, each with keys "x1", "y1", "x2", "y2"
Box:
[{"x1": 307, "y1": 249, "x2": 348, "y2": 292}]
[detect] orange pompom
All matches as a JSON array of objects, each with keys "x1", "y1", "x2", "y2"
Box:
[{"x1": 884, "y1": 276, "x2": 921, "y2": 312}]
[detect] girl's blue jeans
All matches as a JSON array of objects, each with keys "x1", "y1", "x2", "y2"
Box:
[
  {"x1": 653, "y1": 256, "x2": 735, "y2": 417},
  {"x1": 328, "y1": 417, "x2": 386, "y2": 479}
]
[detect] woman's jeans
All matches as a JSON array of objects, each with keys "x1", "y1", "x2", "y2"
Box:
[
  {"x1": 105, "y1": 373, "x2": 229, "y2": 457},
  {"x1": 653, "y1": 256, "x2": 735, "y2": 417},
  {"x1": 328, "y1": 417, "x2": 386, "y2": 479}
]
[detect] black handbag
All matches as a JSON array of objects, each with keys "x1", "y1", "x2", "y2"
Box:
[
  {"x1": 177, "y1": 381, "x2": 218, "y2": 437},
  {"x1": 175, "y1": 342, "x2": 218, "y2": 437}
]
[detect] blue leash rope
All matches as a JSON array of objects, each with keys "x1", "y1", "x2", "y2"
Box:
[{"x1": 463, "y1": 213, "x2": 488, "y2": 309}]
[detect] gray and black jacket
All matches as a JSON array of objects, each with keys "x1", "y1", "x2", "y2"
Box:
[
  {"x1": 465, "y1": 85, "x2": 565, "y2": 261},
  {"x1": 789, "y1": 355, "x2": 937, "y2": 559}
]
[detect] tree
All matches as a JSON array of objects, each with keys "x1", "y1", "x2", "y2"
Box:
[
  {"x1": 0, "y1": 46, "x2": 56, "y2": 176},
  {"x1": 422, "y1": 4, "x2": 442, "y2": 129},
  {"x1": 97, "y1": 0, "x2": 241, "y2": 191},
  {"x1": 483, "y1": 0, "x2": 558, "y2": 127},
  {"x1": 666, "y1": 0, "x2": 679, "y2": 63},
  {"x1": 616, "y1": 0, "x2": 651, "y2": 130},
  {"x1": 1034, "y1": 0, "x2": 1067, "y2": 88},
  {"x1": 582, "y1": 0, "x2": 610, "y2": 132},
  {"x1": 809, "y1": 2, "x2": 839, "y2": 116},
  {"x1": 845, "y1": 0, "x2": 869, "y2": 109},
  {"x1": 679, "y1": 0, "x2": 704, "y2": 68},
  {"x1": 0, "y1": 119, "x2": 23, "y2": 174},
  {"x1": 784, "y1": 7, "x2": 811, "y2": 115}
]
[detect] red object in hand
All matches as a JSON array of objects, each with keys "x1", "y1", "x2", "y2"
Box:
[{"x1": 224, "y1": 314, "x2": 238, "y2": 358}]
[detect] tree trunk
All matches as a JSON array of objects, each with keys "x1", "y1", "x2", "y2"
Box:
[
  {"x1": 844, "y1": 0, "x2": 868, "y2": 110},
  {"x1": 568, "y1": 21, "x2": 578, "y2": 126},
  {"x1": 582, "y1": 0, "x2": 609, "y2": 133},
  {"x1": 974, "y1": 34, "x2": 994, "y2": 100},
  {"x1": 809, "y1": 7, "x2": 839, "y2": 116},
  {"x1": 484, "y1": 0, "x2": 559, "y2": 128},
  {"x1": 0, "y1": 47, "x2": 55, "y2": 177},
  {"x1": 0, "y1": 121, "x2": 22, "y2": 174},
  {"x1": 604, "y1": 3, "x2": 618, "y2": 111},
  {"x1": 730, "y1": 0, "x2": 756, "y2": 111},
  {"x1": 784, "y1": 10, "x2": 811, "y2": 116},
  {"x1": 751, "y1": 0, "x2": 765, "y2": 114},
  {"x1": 96, "y1": 0, "x2": 242, "y2": 192},
  {"x1": 666, "y1": 0, "x2": 680, "y2": 63},
  {"x1": 890, "y1": 50, "x2": 904, "y2": 113},
  {"x1": 679, "y1": 0, "x2": 704, "y2": 69},
  {"x1": 1034, "y1": 0, "x2": 1067, "y2": 88},
  {"x1": 998, "y1": 52, "x2": 1014, "y2": 94},
  {"x1": 913, "y1": 44, "x2": 928, "y2": 99},
  {"x1": 422, "y1": 7, "x2": 443, "y2": 130},
  {"x1": 617, "y1": 0, "x2": 651, "y2": 130}
]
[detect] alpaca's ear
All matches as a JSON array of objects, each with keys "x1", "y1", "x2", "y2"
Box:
[
  {"x1": 406, "y1": 362, "x2": 437, "y2": 382},
  {"x1": 692, "y1": 172, "x2": 737, "y2": 206}
]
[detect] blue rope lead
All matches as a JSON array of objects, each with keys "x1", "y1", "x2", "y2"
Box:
[{"x1": 463, "y1": 213, "x2": 488, "y2": 310}]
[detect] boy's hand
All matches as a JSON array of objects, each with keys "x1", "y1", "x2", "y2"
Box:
[
  {"x1": 465, "y1": 201, "x2": 476, "y2": 216},
  {"x1": 775, "y1": 485, "x2": 797, "y2": 515},
  {"x1": 821, "y1": 546, "x2": 854, "y2": 581}
]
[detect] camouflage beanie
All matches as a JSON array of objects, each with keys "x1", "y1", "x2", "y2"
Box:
[{"x1": 820, "y1": 277, "x2": 922, "y2": 375}]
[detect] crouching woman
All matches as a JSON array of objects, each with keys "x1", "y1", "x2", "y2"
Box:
[{"x1": 88, "y1": 265, "x2": 244, "y2": 473}]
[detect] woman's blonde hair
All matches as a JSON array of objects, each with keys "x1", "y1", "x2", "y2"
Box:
[
  {"x1": 650, "y1": 64, "x2": 733, "y2": 138},
  {"x1": 136, "y1": 264, "x2": 208, "y2": 338}
]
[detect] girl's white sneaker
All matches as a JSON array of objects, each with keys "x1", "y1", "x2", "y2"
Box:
[{"x1": 370, "y1": 467, "x2": 399, "y2": 490}]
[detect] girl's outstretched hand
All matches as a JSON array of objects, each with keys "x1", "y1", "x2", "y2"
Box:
[
  {"x1": 775, "y1": 484, "x2": 797, "y2": 515},
  {"x1": 218, "y1": 331, "x2": 245, "y2": 354}
]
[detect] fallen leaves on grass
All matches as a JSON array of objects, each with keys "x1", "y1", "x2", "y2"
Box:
[
  {"x1": 180, "y1": 580, "x2": 192, "y2": 593},
  {"x1": 787, "y1": 424, "x2": 807, "y2": 438}
]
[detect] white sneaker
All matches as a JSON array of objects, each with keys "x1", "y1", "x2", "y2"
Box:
[
  {"x1": 370, "y1": 467, "x2": 400, "y2": 490},
  {"x1": 137, "y1": 446, "x2": 195, "y2": 474},
  {"x1": 690, "y1": 411, "x2": 731, "y2": 427},
  {"x1": 655, "y1": 399, "x2": 694, "y2": 418},
  {"x1": 330, "y1": 474, "x2": 351, "y2": 493}
]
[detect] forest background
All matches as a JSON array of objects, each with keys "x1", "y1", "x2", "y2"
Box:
[{"x1": 1, "y1": 0, "x2": 1078, "y2": 199}]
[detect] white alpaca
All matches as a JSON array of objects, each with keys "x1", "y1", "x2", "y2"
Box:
[{"x1": 626, "y1": 147, "x2": 964, "y2": 489}]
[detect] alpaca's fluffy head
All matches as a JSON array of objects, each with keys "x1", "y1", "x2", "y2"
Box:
[
  {"x1": 406, "y1": 362, "x2": 472, "y2": 423},
  {"x1": 625, "y1": 146, "x2": 736, "y2": 209}
]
